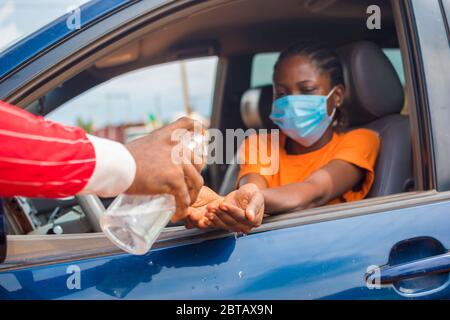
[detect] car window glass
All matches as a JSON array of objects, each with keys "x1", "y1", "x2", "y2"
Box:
[
  {"x1": 47, "y1": 56, "x2": 218, "y2": 142},
  {"x1": 250, "y1": 49, "x2": 405, "y2": 88},
  {"x1": 250, "y1": 52, "x2": 279, "y2": 88},
  {"x1": 383, "y1": 49, "x2": 405, "y2": 85}
]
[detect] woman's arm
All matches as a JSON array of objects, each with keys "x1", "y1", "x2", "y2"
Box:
[
  {"x1": 240, "y1": 159, "x2": 365, "y2": 214},
  {"x1": 202, "y1": 158, "x2": 365, "y2": 232},
  {"x1": 238, "y1": 172, "x2": 269, "y2": 189}
]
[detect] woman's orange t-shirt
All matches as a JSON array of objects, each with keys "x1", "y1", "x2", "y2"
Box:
[{"x1": 237, "y1": 128, "x2": 381, "y2": 204}]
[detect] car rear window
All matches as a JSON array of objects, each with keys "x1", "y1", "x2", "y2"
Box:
[{"x1": 250, "y1": 48, "x2": 405, "y2": 88}]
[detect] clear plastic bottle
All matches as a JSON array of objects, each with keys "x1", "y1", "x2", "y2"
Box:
[{"x1": 100, "y1": 132, "x2": 206, "y2": 255}]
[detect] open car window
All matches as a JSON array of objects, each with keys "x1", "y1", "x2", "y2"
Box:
[
  {"x1": 5, "y1": 57, "x2": 218, "y2": 236},
  {"x1": 47, "y1": 57, "x2": 218, "y2": 140}
]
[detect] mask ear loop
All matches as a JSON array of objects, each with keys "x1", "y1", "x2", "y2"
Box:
[
  {"x1": 326, "y1": 86, "x2": 337, "y2": 99},
  {"x1": 326, "y1": 86, "x2": 338, "y2": 120}
]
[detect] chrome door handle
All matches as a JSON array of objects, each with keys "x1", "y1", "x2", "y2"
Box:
[{"x1": 366, "y1": 251, "x2": 450, "y2": 285}]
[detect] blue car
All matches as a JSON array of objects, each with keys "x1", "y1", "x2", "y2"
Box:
[{"x1": 0, "y1": 0, "x2": 449, "y2": 300}]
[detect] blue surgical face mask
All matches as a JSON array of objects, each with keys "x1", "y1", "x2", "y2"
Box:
[{"x1": 270, "y1": 87, "x2": 337, "y2": 147}]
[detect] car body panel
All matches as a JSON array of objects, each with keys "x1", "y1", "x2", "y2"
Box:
[{"x1": 1, "y1": 199, "x2": 450, "y2": 299}]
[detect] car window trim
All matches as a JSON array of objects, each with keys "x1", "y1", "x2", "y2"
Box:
[
  {"x1": 391, "y1": 0, "x2": 429, "y2": 192},
  {"x1": 409, "y1": 0, "x2": 450, "y2": 191}
]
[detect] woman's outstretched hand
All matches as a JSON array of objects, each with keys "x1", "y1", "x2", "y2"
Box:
[
  {"x1": 206, "y1": 183, "x2": 265, "y2": 234},
  {"x1": 184, "y1": 186, "x2": 223, "y2": 229}
]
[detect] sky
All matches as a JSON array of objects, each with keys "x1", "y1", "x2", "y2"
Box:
[
  {"x1": 0, "y1": 0, "x2": 90, "y2": 50},
  {"x1": 0, "y1": 0, "x2": 217, "y2": 129}
]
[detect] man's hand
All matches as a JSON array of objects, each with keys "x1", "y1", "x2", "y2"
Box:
[
  {"x1": 184, "y1": 186, "x2": 223, "y2": 229},
  {"x1": 124, "y1": 117, "x2": 204, "y2": 221},
  {"x1": 206, "y1": 183, "x2": 265, "y2": 233}
]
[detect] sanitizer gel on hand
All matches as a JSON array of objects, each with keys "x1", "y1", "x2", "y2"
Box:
[{"x1": 100, "y1": 133, "x2": 207, "y2": 255}]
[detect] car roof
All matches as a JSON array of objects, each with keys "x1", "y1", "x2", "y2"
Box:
[{"x1": 0, "y1": 0, "x2": 131, "y2": 80}]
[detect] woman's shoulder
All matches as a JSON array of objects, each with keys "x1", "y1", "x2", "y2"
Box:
[
  {"x1": 339, "y1": 128, "x2": 380, "y2": 145},
  {"x1": 333, "y1": 128, "x2": 381, "y2": 155}
]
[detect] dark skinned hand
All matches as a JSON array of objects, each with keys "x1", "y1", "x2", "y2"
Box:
[
  {"x1": 205, "y1": 183, "x2": 265, "y2": 234},
  {"x1": 184, "y1": 186, "x2": 223, "y2": 229},
  {"x1": 124, "y1": 117, "x2": 204, "y2": 221}
]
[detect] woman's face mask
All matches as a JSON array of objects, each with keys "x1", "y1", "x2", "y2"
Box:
[{"x1": 270, "y1": 87, "x2": 337, "y2": 147}]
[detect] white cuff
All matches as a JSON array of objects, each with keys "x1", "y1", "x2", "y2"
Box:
[{"x1": 81, "y1": 134, "x2": 136, "y2": 197}]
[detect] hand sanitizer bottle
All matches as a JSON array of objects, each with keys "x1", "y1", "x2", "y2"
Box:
[{"x1": 100, "y1": 132, "x2": 206, "y2": 255}]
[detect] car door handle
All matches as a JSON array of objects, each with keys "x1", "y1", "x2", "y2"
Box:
[{"x1": 366, "y1": 251, "x2": 450, "y2": 285}]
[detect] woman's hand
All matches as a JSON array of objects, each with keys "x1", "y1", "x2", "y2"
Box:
[
  {"x1": 206, "y1": 183, "x2": 265, "y2": 233},
  {"x1": 184, "y1": 186, "x2": 223, "y2": 229}
]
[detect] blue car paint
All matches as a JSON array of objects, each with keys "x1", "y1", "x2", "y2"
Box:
[
  {"x1": 1, "y1": 199, "x2": 450, "y2": 299},
  {"x1": 0, "y1": 0, "x2": 131, "y2": 79}
]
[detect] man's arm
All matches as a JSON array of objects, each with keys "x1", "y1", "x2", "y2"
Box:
[
  {"x1": 0, "y1": 100, "x2": 135, "y2": 198},
  {"x1": 0, "y1": 101, "x2": 204, "y2": 219}
]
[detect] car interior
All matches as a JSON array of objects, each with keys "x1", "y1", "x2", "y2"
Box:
[
  {"x1": 220, "y1": 41, "x2": 411, "y2": 198},
  {"x1": 3, "y1": 0, "x2": 414, "y2": 238}
]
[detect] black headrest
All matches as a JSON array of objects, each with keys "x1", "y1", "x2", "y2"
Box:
[
  {"x1": 240, "y1": 85, "x2": 275, "y2": 129},
  {"x1": 337, "y1": 41, "x2": 404, "y2": 126}
]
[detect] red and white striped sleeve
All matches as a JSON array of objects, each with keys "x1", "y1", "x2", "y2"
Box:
[{"x1": 0, "y1": 101, "x2": 136, "y2": 198}]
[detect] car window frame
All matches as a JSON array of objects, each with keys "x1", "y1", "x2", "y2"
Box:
[
  {"x1": 0, "y1": 0, "x2": 443, "y2": 270},
  {"x1": 407, "y1": 0, "x2": 450, "y2": 191}
]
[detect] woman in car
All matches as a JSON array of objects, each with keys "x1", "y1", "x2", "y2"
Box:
[{"x1": 186, "y1": 41, "x2": 380, "y2": 233}]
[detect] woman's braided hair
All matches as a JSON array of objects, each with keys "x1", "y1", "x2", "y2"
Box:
[{"x1": 273, "y1": 41, "x2": 348, "y2": 129}]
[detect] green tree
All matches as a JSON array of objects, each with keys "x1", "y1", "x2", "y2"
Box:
[{"x1": 76, "y1": 116, "x2": 94, "y2": 133}]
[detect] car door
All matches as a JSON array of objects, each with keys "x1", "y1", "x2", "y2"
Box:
[
  {"x1": 0, "y1": 0, "x2": 450, "y2": 300},
  {"x1": 2, "y1": 191, "x2": 450, "y2": 300}
]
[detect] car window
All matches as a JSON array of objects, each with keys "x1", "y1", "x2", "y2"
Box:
[
  {"x1": 383, "y1": 49, "x2": 405, "y2": 85},
  {"x1": 47, "y1": 56, "x2": 218, "y2": 143},
  {"x1": 250, "y1": 52, "x2": 279, "y2": 88},
  {"x1": 250, "y1": 49, "x2": 405, "y2": 88},
  {"x1": 7, "y1": 57, "x2": 218, "y2": 237}
]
